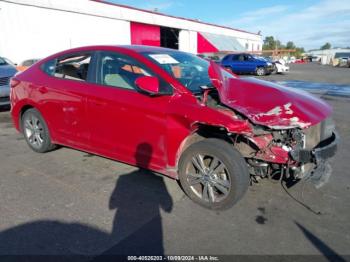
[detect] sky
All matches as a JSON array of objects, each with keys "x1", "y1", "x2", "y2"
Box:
[{"x1": 107, "y1": 0, "x2": 350, "y2": 50}]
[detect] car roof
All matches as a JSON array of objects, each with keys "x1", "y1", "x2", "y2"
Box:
[
  {"x1": 119, "y1": 45, "x2": 181, "y2": 53},
  {"x1": 64, "y1": 45, "x2": 182, "y2": 54},
  {"x1": 42, "y1": 45, "x2": 186, "y2": 62}
]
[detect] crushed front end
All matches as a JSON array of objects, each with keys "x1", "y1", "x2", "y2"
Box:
[
  {"x1": 206, "y1": 61, "x2": 338, "y2": 188},
  {"x1": 236, "y1": 118, "x2": 338, "y2": 188}
]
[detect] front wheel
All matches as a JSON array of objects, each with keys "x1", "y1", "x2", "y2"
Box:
[
  {"x1": 273, "y1": 64, "x2": 278, "y2": 74},
  {"x1": 178, "y1": 139, "x2": 249, "y2": 210},
  {"x1": 256, "y1": 67, "x2": 266, "y2": 76}
]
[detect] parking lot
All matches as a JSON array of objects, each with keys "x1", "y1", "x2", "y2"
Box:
[{"x1": 0, "y1": 63, "x2": 349, "y2": 258}]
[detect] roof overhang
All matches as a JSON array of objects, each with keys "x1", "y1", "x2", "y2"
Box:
[{"x1": 198, "y1": 32, "x2": 245, "y2": 54}]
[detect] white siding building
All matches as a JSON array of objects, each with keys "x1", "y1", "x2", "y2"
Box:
[
  {"x1": 309, "y1": 48, "x2": 350, "y2": 65},
  {"x1": 0, "y1": 0, "x2": 263, "y2": 63}
]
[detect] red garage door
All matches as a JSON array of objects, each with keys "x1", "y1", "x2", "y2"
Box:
[
  {"x1": 197, "y1": 32, "x2": 219, "y2": 53},
  {"x1": 130, "y1": 22, "x2": 160, "y2": 46}
]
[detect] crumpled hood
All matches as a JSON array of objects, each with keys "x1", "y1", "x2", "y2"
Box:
[{"x1": 208, "y1": 62, "x2": 332, "y2": 129}]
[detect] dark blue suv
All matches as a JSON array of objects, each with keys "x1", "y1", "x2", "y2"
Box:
[{"x1": 221, "y1": 53, "x2": 274, "y2": 76}]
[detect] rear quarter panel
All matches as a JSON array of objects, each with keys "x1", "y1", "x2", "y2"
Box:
[{"x1": 11, "y1": 66, "x2": 59, "y2": 141}]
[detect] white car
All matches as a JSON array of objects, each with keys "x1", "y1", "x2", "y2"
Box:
[{"x1": 274, "y1": 59, "x2": 290, "y2": 74}]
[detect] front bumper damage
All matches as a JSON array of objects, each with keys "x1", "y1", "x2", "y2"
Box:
[{"x1": 290, "y1": 132, "x2": 338, "y2": 188}]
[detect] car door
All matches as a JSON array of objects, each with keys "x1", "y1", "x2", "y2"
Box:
[
  {"x1": 38, "y1": 52, "x2": 94, "y2": 149},
  {"x1": 85, "y1": 51, "x2": 172, "y2": 170},
  {"x1": 244, "y1": 55, "x2": 256, "y2": 73},
  {"x1": 230, "y1": 54, "x2": 244, "y2": 73}
]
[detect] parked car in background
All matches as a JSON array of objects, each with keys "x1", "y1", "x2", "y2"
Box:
[
  {"x1": 338, "y1": 57, "x2": 350, "y2": 67},
  {"x1": 295, "y1": 59, "x2": 307, "y2": 64},
  {"x1": 274, "y1": 59, "x2": 290, "y2": 74},
  {"x1": 17, "y1": 59, "x2": 40, "y2": 72},
  {"x1": 289, "y1": 56, "x2": 296, "y2": 63},
  {"x1": 307, "y1": 56, "x2": 320, "y2": 62},
  {"x1": 10, "y1": 45, "x2": 338, "y2": 209},
  {"x1": 221, "y1": 53, "x2": 274, "y2": 76},
  {"x1": 255, "y1": 57, "x2": 289, "y2": 74},
  {"x1": 0, "y1": 56, "x2": 17, "y2": 107}
]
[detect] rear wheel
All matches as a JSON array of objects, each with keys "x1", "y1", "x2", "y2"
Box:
[
  {"x1": 178, "y1": 139, "x2": 249, "y2": 210},
  {"x1": 22, "y1": 108, "x2": 56, "y2": 153},
  {"x1": 256, "y1": 67, "x2": 266, "y2": 76}
]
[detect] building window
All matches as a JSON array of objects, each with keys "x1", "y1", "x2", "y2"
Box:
[{"x1": 245, "y1": 43, "x2": 249, "y2": 50}]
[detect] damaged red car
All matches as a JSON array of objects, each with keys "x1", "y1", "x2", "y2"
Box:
[{"x1": 10, "y1": 46, "x2": 338, "y2": 209}]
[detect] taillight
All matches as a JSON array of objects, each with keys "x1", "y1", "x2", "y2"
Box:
[{"x1": 10, "y1": 78, "x2": 20, "y2": 88}]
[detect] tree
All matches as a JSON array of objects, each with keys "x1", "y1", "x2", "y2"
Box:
[
  {"x1": 294, "y1": 47, "x2": 305, "y2": 58},
  {"x1": 276, "y1": 40, "x2": 285, "y2": 49},
  {"x1": 263, "y1": 36, "x2": 276, "y2": 50},
  {"x1": 286, "y1": 41, "x2": 296, "y2": 49},
  {"x1": 321, "y1": 42, "x2": 331, "y2": 50},
  {"x1": 262, "y1": 36, "x2": 305, "y2": 57}
]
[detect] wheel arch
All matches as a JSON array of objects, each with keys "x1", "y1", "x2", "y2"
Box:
[
  {"x1": 173, "y1": 124, "x2": 235, "y2": 177},
  {"x1": 11, "y1": 101, "x2": 37, "y2": 132}
]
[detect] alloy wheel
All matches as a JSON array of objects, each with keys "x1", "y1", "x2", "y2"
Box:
[
  {"x1": 185, "y1": 154, "x2": 231, "y2": 203},
  {"x1": 256, "y1": 68, "x2": 265, "y2": 76},
  {"x1": 24, "y1": 114, "x2": 45, "y2": 149}
]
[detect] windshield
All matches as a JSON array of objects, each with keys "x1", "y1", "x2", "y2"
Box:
[
  {"x1": 142, "y1": 50, "x2": 215, "y2": 93},
  {"x1": 0, "y1": 57, "x2": 8, "y2": 66}
]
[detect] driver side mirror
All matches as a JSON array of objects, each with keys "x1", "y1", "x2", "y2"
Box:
[{"x1": 135, "y1": 76, "x2": 160, "y2": 95}]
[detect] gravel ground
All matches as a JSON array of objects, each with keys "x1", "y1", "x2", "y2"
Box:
[{"x1": 0, "y1": 63, "x2": 349, "y2": 260}]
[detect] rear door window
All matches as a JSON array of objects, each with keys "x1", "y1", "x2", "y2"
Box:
[
  {"x1": 42, "y1": 53, "x2": 93, "y2": 82},
  {"x1": 55, "y1": 54, "x2": 92, "y2": 81}
]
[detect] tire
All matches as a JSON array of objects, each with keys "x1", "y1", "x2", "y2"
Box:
[
  {"x1": 256, "y1": 67, "x2": 266, "y2": 76},
  {"x1": 273, "y1": 64, "x2": 278, "y2": 74},
  {"x1": 178, "y1": 138, "x2": 249, "y2": 210},
  {"x1": 22, "y1": 108, "x2": 56, "y2": 153}
]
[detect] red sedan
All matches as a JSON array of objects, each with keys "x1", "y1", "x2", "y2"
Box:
[{"x1": 10, "y1": 45, "x2": 338, "y2": 209}]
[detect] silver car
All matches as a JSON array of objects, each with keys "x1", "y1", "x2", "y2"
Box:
[{"x1": 0, "y1": 57, "x2": 17, "y2": 107}]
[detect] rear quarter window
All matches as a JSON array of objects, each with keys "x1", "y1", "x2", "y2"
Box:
[{"x1": 41, "y1": 59, "x2": 56, "y2": 76}]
